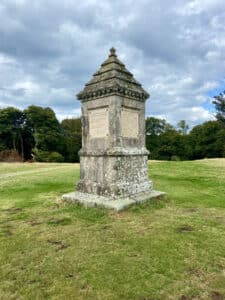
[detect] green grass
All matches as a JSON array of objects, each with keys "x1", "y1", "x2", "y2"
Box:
[{"x1": 0, "y1": 160, "x2": 225, "y2": 300}]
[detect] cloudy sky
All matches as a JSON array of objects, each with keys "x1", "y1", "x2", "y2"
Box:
[{"x1": 0, "y1": 0, "x2": 225, "y2": 126}]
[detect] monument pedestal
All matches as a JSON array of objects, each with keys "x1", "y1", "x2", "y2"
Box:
[{"x1": 77, "y1": 148, "x2": 152, "y2": 197}]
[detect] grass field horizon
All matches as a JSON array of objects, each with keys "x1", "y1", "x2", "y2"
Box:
[{"x1": 1, "y1": 159, "x2": 225, "y2": 299}]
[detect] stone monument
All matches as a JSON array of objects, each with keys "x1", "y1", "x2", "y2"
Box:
[{"x1": 62, "y1": 48, "x2": 165, "y2": 210}]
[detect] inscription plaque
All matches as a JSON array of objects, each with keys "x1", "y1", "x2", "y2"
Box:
[
  {"x1": 89, "y1": 107, "x2": 109, "y2": 138},
  {"x1": 121, "y1": 107, "x2": 139, "y2": 138}
]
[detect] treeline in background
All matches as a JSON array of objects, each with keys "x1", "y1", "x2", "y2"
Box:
[
  {"x1": 0, "y1": 91, "x2": 224, "y2": 162},
  {"x1": 0, "y1": 105, "x2": 81, "y2": 162}
]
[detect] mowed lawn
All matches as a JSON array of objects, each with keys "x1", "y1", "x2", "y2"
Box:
[{"x1": 0, "y1": 160, "x2": 225, "y2": 300}]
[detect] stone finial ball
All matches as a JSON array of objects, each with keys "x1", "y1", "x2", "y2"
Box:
[{"x1": 110, "y1": 47, "x2": 116, "y2": 55}]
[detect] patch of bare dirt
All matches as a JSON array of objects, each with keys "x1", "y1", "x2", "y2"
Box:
[
  {"x1": 47, "y1": 239, "x2": 70, "y2": 251},
  {"x1": 179, "y1": 296, "x2": 192, "y2": 300},
  {"x1": 80, "y1": 283, "x2": 91, "y2": 292},
  {"x1": 183, "y1": 208, "x2": 198, "y2": 213},
  {"x1": 26, "y1": 220, "x2": 42, "y2": 226},
  {"x1": 177, "y1": 225, "x2": 194, "y2": 232},
  {"x1": 2, "y1": 207, "x2": 22, "y2": 214},
  {"x1": 211, "y1": 291, "x2": 224, "y2": 300},
  {"x1": 0, "y1": 228, "x2": 13, "y2": 237}
]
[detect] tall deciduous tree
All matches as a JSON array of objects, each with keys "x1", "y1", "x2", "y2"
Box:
[
  {"x1": 61, "y1": 118, "x2": 81, "y2": 162},
  {"x1": 188, "y1": 121, "x2": 225, "y2": 159},
  {"x1": 146, "y1": 117, "x2": 173, "y2": 136},
  {"x1": 0, "y1": 107, "x2": 34, "y2": 160},
  {"x1": 213, "y1": 90, "x2": 225, "y2": 124},
  {"x1": 24, "y1": 105, "x2": 66, "y2": 158},
  {"x1": 177, "y1": 120, "x2": 189, "y2": 135},
  {"x1": 145, "y1": 117, "x2": 208, "y2": 160}
]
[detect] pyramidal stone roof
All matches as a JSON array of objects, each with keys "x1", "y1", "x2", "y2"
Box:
[{"x1": 77, "y1": 48, "x2": 149, "y2": 102}]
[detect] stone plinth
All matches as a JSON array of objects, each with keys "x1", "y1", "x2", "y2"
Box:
[
  {"x1": 77, "y1": 149, "x2": 151, "y2": 197},
  {"x1": 62, "y1": 190, "x2": 166, "y2": 211},
  {"x1": 62, "y1": 48, "x2": 166, "y2": 210}
]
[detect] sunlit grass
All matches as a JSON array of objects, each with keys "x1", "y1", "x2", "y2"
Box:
[{"x1": 0, "y1": 160, "x2": 225, "y2": 299}]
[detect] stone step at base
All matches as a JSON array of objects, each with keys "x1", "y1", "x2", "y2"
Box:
[{"x1": 61, "y1": 190, "x2": 167, "y2": 211}]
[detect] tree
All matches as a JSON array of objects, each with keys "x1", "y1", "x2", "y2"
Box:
[
  {"x1": 146, "y1": 117, "x2": 175, "y2": 159},
  {"x1": 145, "y1": 117, "x2": 191, "y2": 160},
  {"x1": 24, "y1": 106, "x2": 66, "y2": 160},
  {"x1": 146, "y1": 117, "x2": 173, "y2": 136},
  {"x1": 213, "y1": 90, "x2": 225, "y2": 124},
  {"x1": 177, "y1": 120, "x2": 189, "y2": 135},
  {"x1": 154, "y1": 129, "x2": 191, "y2": 160},
  {"x1": 61, "y1": 118, "x2": 82, "y2": 134},
  {"x1": 0, "y1": 107, "x2": 34, "y2": 160},
  {"x1": 188, "y1": 120, "x2": 225, "y2": 159},
  {"x1": 61, "y1": 118, "x2": 82, "y2": 162}
]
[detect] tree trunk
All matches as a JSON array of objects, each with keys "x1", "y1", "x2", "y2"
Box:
[
  {"x1": 12, "y1": 134, "x2": 16, "y2": 150},
  {"x1": 20, "y1": 133, "x2": 24, "y2": 161}
]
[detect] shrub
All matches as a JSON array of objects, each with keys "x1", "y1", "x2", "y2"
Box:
[
  {"x1": 34, "y1": 149, "x2": 64, "y2": 162},
  {"x1": 47, "y1": 152, "x2": 64, "y2": 162},
  {"x1": 171, "y1": 155, "x2": 181, "y2": 161}
]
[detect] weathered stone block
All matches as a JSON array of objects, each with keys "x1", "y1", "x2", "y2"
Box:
[{"x1": 77, "y1": 154, "x2": 152, "y2": 197}]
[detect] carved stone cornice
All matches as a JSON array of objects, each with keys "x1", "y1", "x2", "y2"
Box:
[{"x1": 77, "y1": 85, "x2": 149, "y2": 102}]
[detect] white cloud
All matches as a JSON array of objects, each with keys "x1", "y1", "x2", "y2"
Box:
[
  {"x1": 0, "y1": 0, "x2": 225, "y2": 127},
  {"x1": 56, "y1": 108, "x2": 81, "y2": 122}
]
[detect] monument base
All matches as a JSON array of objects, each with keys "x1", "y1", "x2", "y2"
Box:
[
  {"x1": 78, "y1": 152, "x2": 152, "y2": 198},
  {"x1": 61, "y1": 190, "x2": 166, "y2": 211}
]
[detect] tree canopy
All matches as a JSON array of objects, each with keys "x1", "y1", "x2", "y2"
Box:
[
  {"x1": 0, "y1": 107, "x2": 34, "y2": 160},
  {"x1": 213, "y1": 90, "x2": 225, "y2": 124},
  {"x1": 0, "y1": 105, "x2": 225, "y2": 162}
]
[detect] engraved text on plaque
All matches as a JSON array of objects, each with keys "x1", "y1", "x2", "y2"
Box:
[
  {"x1": 121, "y1": 107, "x2": 139, "y2": 138},
  {"x1": 89, "y1": 107, "x2": 109, "y2": 138}
]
